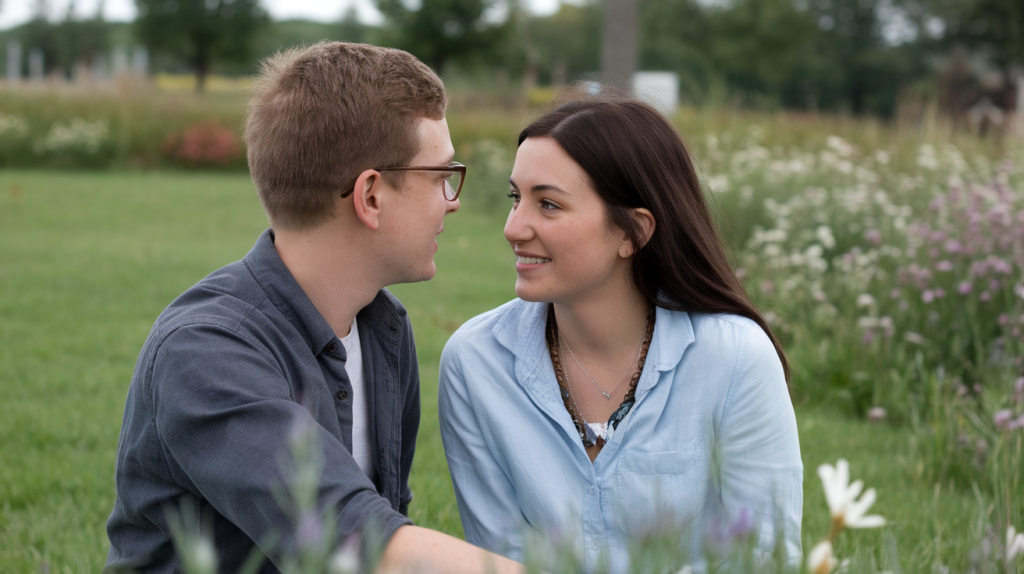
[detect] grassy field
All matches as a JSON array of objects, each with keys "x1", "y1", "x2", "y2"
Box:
[{"x1": 0, "y1": 170, "x2": 998, "y2": 572}]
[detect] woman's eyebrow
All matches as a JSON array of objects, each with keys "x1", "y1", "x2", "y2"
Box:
[{"x1": 508, "y1": 178, "x2": 568, "y2": 194}]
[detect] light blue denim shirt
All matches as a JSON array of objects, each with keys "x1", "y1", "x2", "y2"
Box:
[{"x1": 439, "y1": 299, "x2": 802, "y2": 573}]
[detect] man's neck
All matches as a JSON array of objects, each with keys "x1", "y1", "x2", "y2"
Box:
[{"x1": 273, "y1": 224, "x2": 381, "y2": 338}]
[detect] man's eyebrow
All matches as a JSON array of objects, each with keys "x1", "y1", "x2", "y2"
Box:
[{"x1": 508, "y1": 177, "x2": 568, "y2": 194}]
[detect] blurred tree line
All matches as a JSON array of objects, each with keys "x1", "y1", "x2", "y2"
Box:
[{"x1": 1, "y1": 0, "x2": 1021, "y2": 117}]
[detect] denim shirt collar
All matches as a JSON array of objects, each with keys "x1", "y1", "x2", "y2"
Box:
[
  {"x1": 492, "y1": 299, "x2": 696, "y2": 399},
  {"x1": 242, "y1": 228, "x2": 404, "y2": 358}
]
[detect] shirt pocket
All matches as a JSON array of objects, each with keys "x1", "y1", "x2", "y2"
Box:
[{"x1": 612, "y1": 437, "x2": 708, "y2": 536}]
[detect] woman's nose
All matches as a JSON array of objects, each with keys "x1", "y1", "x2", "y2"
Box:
[{"x1": 504, "y1": 205, "x2": 531, "y2": 243}]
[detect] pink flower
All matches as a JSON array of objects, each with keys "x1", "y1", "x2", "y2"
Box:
[
  {"x1": 994, "y1": 409, "x2": 1014, "y2": 430},
  {"x1": 934, "y1": 288, "x2": 946, "y2": 298},
  {"x1": 981, "y1": 291, "x2": 992, "y2": 302},
  {"x1": 935, "y1": 260, "x2": 954, "y2": 272},
  {"x1": 864, "y1": 229, "x2": 882, "y2": 245},
  {"x1": 922, "y1": 290, "x2": 935, "y2": 303},
  {"x1": 958, "y1": 282, "x2": 973, "y2": 295},
  {"x1": 890, "y1": 288, "x2": 901, "y2": 299}
]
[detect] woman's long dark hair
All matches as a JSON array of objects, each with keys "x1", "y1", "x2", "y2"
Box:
[{"x1": 519, "y1": 99, "x2": 791, "y2": 386}]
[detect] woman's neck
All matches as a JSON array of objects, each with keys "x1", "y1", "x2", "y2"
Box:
[{"x1": 552, "y1": 284, "x2": 651, "y2": 358}]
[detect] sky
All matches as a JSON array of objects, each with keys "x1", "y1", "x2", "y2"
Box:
[{"x1": 0, "y1": 0, "x2": 562, "y2": 29}]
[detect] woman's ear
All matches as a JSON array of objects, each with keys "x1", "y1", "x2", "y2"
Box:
[
  {"x1": 351, "y1": 169, "x2": 383, "y2": 231},
  {"x1": 620, "y1": 207, "x2": 656, "y2": 257}
]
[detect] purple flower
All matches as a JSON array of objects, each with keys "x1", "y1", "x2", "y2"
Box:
[
  {"x1": 934, "y1": 287, "x2": 946, "y2": 298},
  {"x1": 729, "y1": 507, "x2": 756, "y2": 538},
  {"x1": 922, "y1": 290, "x2": 935, "y2": 303},
  {"x1": 945, "y1": 240, "x2": 964, "y2": 253},
  {"x1": 958, "y1": 282, "x2": 973, "y2": 295},
  {"x1": 935, "y1": 260, "x2": 954, "y2": 272},
  {"x1": 864, "y1": 229, "x2": 882, "y2": 245},
  {"x1": 994, "y1": 409, "x2": 1014, "y2": 430},
  {"x1": 296, "y1": 511, "x2": 325, "y2": 552},
  {"x1": 981, "y1": 291, "x2": 992, "y2": 302}
]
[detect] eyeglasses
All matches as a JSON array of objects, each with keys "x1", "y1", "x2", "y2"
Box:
[{"x1": 342, "y1": 162, "x2": 466, "y2": 201}]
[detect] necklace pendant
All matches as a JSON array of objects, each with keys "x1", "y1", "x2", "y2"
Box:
[{"x1": 602, "y1": 392, "x2": 611, "y2": 400}]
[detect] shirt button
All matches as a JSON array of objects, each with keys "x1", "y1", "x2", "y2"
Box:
[
  {"x1": 589, "y1": 487, "x2": 596, "y2": 495},
  {"x1": 592, "y1": 540, "x2": 599, "y2": 550},
  {"x1": 336, "y1": 390, "x2": 348, "y2": 400},
  {"x1": 327, "y1": 342, "x2": 337, "y2": 352}
]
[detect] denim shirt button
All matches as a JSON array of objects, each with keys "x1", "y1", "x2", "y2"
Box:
[
  {"x1": 592, "y1": 540, "x2": 599, "y2": 550},
  {"x1": 336, "y1": 390, "x2": 348, "y2": 400},
  {"x1": 327, "y1": 342, "x2": 337, "y2": 352}
]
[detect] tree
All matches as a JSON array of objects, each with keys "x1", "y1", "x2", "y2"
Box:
[
  {"x1": 375, "y1": 0, "x2": 512, "y2": 74},
  {"x1": 134, "y1": 0, "x2": 270, "y2": 93}
]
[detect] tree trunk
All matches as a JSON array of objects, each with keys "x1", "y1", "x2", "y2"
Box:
[{"x1": 600, "y1": 0, "x2": 638, "y2": 91}]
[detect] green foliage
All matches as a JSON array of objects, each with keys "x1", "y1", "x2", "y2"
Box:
[
  {"x1": 134, "y1": 0, "x2": 270, "y2": 91},
  {"x1": 374, "y1": 0, "x2": 515, "y2": 74}
]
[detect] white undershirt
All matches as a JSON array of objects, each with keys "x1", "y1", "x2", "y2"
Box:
[{"x1": 339, "y1": 317, "x2": 375, "y2": 481}]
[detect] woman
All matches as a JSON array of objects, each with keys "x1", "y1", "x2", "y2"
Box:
[{"x1": 438, "y1": 99, "x2": 802, "y2": 573}]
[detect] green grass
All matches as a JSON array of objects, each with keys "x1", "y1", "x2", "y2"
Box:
[{"x1": 0, "y1": 170, "x2": 992, "y2": 572}]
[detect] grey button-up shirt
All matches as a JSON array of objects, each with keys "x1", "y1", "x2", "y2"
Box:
[{"x1": 105, "y1": 229, "x2": 418, "y2": 573}]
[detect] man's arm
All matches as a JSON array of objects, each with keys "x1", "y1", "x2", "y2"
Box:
[
  {"x1": 151, "y1": 324, "x2": 410, "y2": 563},
  {"x1": 380, "y1": 525, "x2": 524, "y2": 574}
]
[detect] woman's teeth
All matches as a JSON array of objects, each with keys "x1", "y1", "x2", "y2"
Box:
[{"x1": 517, "y1": 256, "x2": 551, "y2": 264}]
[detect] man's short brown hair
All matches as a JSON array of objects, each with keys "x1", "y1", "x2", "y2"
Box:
[{"x1": 245, "y1": 42, "x2": 447, "y2": 230}]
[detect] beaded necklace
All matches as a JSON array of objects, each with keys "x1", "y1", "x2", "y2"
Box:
[{"x1": 545, "y1": 304, "x2": 655, "y2": 449}]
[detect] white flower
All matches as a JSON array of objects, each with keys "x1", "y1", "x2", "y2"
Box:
[
  {"x1": 190, "y1": 537, "x2": 217, "y2": 574},
  {"x1": 1008, "y1": 525, "x2": 1024, "y2": 562},
  {"x1": 856, "y1": 294, "x2": 875, "y2": 308},
  {"x1": 817, "y1": 459, "x2": 886, "y2": 530},
  {"x1": 328, "y1": 542, "x2": 361, "y2": 574},
  {"x1": 806, "y1": 540, "x2": 848, "y2": 574}
]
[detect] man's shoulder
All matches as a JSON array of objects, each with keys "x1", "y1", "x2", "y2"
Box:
[{"x1": 154, "y1": 260, "x2": 267, "y2": 335}]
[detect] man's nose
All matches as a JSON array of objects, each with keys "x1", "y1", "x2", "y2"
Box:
[{"x1": 446, "y1": 196, "x2": 460, "y2": 214}]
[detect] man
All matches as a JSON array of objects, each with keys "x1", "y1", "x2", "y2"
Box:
[{"x1": 104, "y1": 42, "x2": 521, "y2": 573}]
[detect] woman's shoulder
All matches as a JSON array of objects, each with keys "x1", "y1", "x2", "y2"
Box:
[
  {"x1": 445, "y1": 298, "x2": 543, "y2": 352},
  {"x1": 685, "y1": 312, "x2": 777, "y2": 358}
]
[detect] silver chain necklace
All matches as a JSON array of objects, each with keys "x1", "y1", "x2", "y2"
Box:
[{"x1": 559, "y1": 315, "x2": 649, "y2": 400}]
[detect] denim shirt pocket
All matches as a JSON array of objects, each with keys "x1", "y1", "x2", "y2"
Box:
[{"x1": 612, "y1": 437, "x2": 708, "y2": 536}]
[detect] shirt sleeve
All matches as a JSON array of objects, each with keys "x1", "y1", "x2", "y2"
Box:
[
  {"x1": 438, "y1": 340, "x2": 526, "y2": 561},
  {"x1": 149, "y1": 323, "x2": 411, "y2": 564},
  {"x1": 717, "y1": 324, "x2": 803, "y2": 564}
]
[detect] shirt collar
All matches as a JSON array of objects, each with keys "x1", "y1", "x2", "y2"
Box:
[
  {"x1": 492, "y1": 298, "x2": 695, "y2": 393},
  {"x1": 243, "y1": 228, "x2": 403, "y2": 357}
]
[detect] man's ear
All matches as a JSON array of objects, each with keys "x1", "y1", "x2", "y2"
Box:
[
  {"x1": 351, "y1": 169, "x2": 384, "y2": 231},
  {"x1": 619, "y1": 207, "x2": 657, "y2": 257}
]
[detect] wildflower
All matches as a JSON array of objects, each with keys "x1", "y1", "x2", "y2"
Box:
[
  {"x1": 935, "y1": 260, "x2": 954, "y2": 272},
  {"x1": 868, "y1": 407, "x2": 887, "y2": 422},
  {"x1": 1007, "y1": 525, "x2": 1024, "y2": 562},
  {"x1": 188, "y1": 537, "x2": 217, "y2": 574},
  {"x1": 994, "y1": 409, "x2": 1014, "y2": 430},
  {"x1": 863, "y1": 229, "x2": 882, "y2": 246},
  {"x1": 328, "y1": 532, "x2": 361, "y2": 574},
  {"x1": 856, "y1": 294, "x2": 875, "y2": 308},
  {"x1": 904, "y1": 332, "x2": 926, "y2": 345},
  {"x1": 922, "y1": 290, "x2": 935, "y2": 303},
  {"x1": 817, "y1": 459, "x2": 886, "y2": 533},
  {"x1": 958, "y1": 282, "x2": 973, "y2": 295},
  {"x1": 806, "y1": 540, "x2": 848, "y2": 574}
]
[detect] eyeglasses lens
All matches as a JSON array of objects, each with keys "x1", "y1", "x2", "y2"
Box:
[{"x1": 444, "y1": 170, "x2": 463, "y2": 201}]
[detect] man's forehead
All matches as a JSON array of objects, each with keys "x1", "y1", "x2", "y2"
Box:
[{"x1": 413, "y1": 117, "x2": 454, "y2": 163}]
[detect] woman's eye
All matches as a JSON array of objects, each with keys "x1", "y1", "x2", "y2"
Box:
[
  {"x1": 507, "y1": 191, "x2": 520, "y2": 202},
  {"x1": 540, "y1": 199, "x2": 558, "y2": 210}
]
